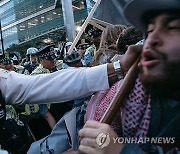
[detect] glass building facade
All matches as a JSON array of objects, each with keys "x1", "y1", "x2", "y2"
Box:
[{"x1": 0, "y1": 0, "x2": 94, "y2": 51}]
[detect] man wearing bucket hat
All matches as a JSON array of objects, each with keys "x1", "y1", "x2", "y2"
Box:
[{"x1": 77, "y1": 0, "x2": 180, "y2": 154}]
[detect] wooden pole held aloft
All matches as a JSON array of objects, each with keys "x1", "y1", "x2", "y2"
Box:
[
  {"x1": 100, "y1": 58, "x2": 140, "y2": 124},
  {"x1": 67, "y1": 0, "x2": 102, "y2": 54}
]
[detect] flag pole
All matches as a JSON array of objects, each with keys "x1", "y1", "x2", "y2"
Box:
[
  {"x1": 67, "y1": 0, "x2": 102, "y2": 54},
  {"x1": 100, "y1": 58, "x2": 140, "y2": 124},
  {"x1": 0, "y1": 21, "x2": 5, "y2": 54}
]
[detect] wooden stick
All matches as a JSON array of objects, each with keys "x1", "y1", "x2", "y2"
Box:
[
  {"x1": 100, "y1": 58, "x2": 139, "y2": 124},
  {"x1": 89, "y1": 20, "x2": 106, "y2": 31},
  {"x1": 67, "y1": 0, "x2": 102, "y2": 54},
  {"x1": 91, "y1": 18, "x2": 113, "y2": 27}
]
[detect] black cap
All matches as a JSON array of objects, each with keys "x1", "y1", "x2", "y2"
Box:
[
  {"x1": 124, "y1": 0, "x2": 180, "y2": 32},
  {"x1": 64, "y1": 50, "x2": 82, "y2": 65},
  {"x1": 37, "y1": 45, "x2": 56, "y2": 60},
  {"x1": 0, "y1": 54, "x2": 12, "y2": 65}
]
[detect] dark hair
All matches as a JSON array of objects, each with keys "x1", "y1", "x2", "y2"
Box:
[
  {"x1": 90, "y1": 25, "x2": 126, "y2": 66},
  {"x1": 117, "y1": 26, "x2": 143, "y2": 54}
]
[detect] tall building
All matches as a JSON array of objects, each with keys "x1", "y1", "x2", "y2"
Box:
[{"x1": 0, "y1": 0, "x2": 95, "y2": 51}]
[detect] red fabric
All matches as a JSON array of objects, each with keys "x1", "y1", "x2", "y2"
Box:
[
  {"x1": 84, "y1": 90, "x2": 109, "y2": 121},
  {"x1": 85, "y1": 78, "x2": 179, "y2": 153},
  {"x1": 86, "y1": 77, "x2": 151, "y2": 137},
  {"x1": 121, "y1": 77, "x2": 151, "y2": 137}
]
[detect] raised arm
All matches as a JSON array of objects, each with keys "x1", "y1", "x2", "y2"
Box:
[
  {"x1": 0, "y1": 45, "x2": 141, "y2": 105},
  {"x1": 0, "y1": 65, "x2": 108, "y2": 105}
]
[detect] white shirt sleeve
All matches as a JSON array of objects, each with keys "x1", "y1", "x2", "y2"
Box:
[{"x1": 0, "y1": 64, "x2": 109, "y2": 105}]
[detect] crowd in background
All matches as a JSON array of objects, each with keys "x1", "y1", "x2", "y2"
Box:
[
  {"x1": 1, "y1": 2, "x2": 179, "y2": 151},
  {"x1": 0, "y1": 24, "x2": 143, "y2": 153}
]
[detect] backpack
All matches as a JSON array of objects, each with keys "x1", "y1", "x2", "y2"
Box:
[{"x1": 0, "y1": 91, "x2": 31, "y2": 154}]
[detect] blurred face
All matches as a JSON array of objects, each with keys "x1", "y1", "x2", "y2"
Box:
[
  {"x1": 78, "y1": 49, "x2": 86, "y2": 58},
  {"x1": 2, "y1": 64, "x2": 14, "y2": 71},
  {"x1": 40, "y1": 58, "x2": 56, "y2": 69},
  {"x1": 30, "y1": 55, "x2": 38, "y2": 63},
  {"x1": 69, "y1": 61, "x2": 83, "y2": 68},
  {"x1": 140, "y1": 13, "x2": 180, "y2": 95},
  {"x1": 0, "y1": 63, "x2": 4, "y2": 68},
  {"x1": 91, "y1": 35, "x2": 101, "y2": 48}
]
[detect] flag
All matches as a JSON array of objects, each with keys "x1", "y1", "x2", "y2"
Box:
[{"x1": 95, "y1": 0, "x2": 130, "y2": 25}]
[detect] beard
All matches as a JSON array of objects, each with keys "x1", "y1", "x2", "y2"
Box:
[{"x1": 140, "y1": 61, "x2": 180, "y2": 99}]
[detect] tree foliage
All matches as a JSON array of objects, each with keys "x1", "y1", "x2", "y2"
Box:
[{"x1": 6, "y1": 42, "x2": 37, "y2": 57}]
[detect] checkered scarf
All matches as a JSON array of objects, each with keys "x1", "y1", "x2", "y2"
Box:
[{"x1": 85, "y1": 77, "x2": 151, "y2": 137}]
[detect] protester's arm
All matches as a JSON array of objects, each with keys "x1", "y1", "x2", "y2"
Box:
[
  {"x1": 39, "y1": 104, "x2": 56, "y2": 129},
  {"x1": 0, "y1": 45, "x2": 142, "y2": 105},
  {"x1": 43, "y1": 111, "x2": 56, "y2": 129},
  {"x1": 78, "y1": 120, "x2": 124, "y2": 154},
  {"x1": 0, "y1": 65, "x2": 109, "y2": 105}
]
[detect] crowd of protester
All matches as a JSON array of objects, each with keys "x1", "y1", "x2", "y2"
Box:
[
  {"x1": 0, "y1": 23, "x2": 142, "y2": 153},
  {"x1": 0, "y1": 0, "x2": 179, "y2": 153},
  {"x1": 0, "y1": 25, "x2": 103, "y2": 153}
]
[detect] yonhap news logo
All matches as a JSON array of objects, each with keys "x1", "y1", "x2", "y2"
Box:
[
  {"x1": 96, "y1": 132, "x2": 111, "y2": 148},
  {"x1": 95, "y1": 133, "x2": 176, "y2": 149},
  {"x1": 112, "y1": 137, "x2": 175, "y2": 144}
]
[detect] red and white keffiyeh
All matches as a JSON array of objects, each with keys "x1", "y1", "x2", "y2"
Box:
[{"x1": 85, "y1": 77, "x2": 151, "y2": 137}]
